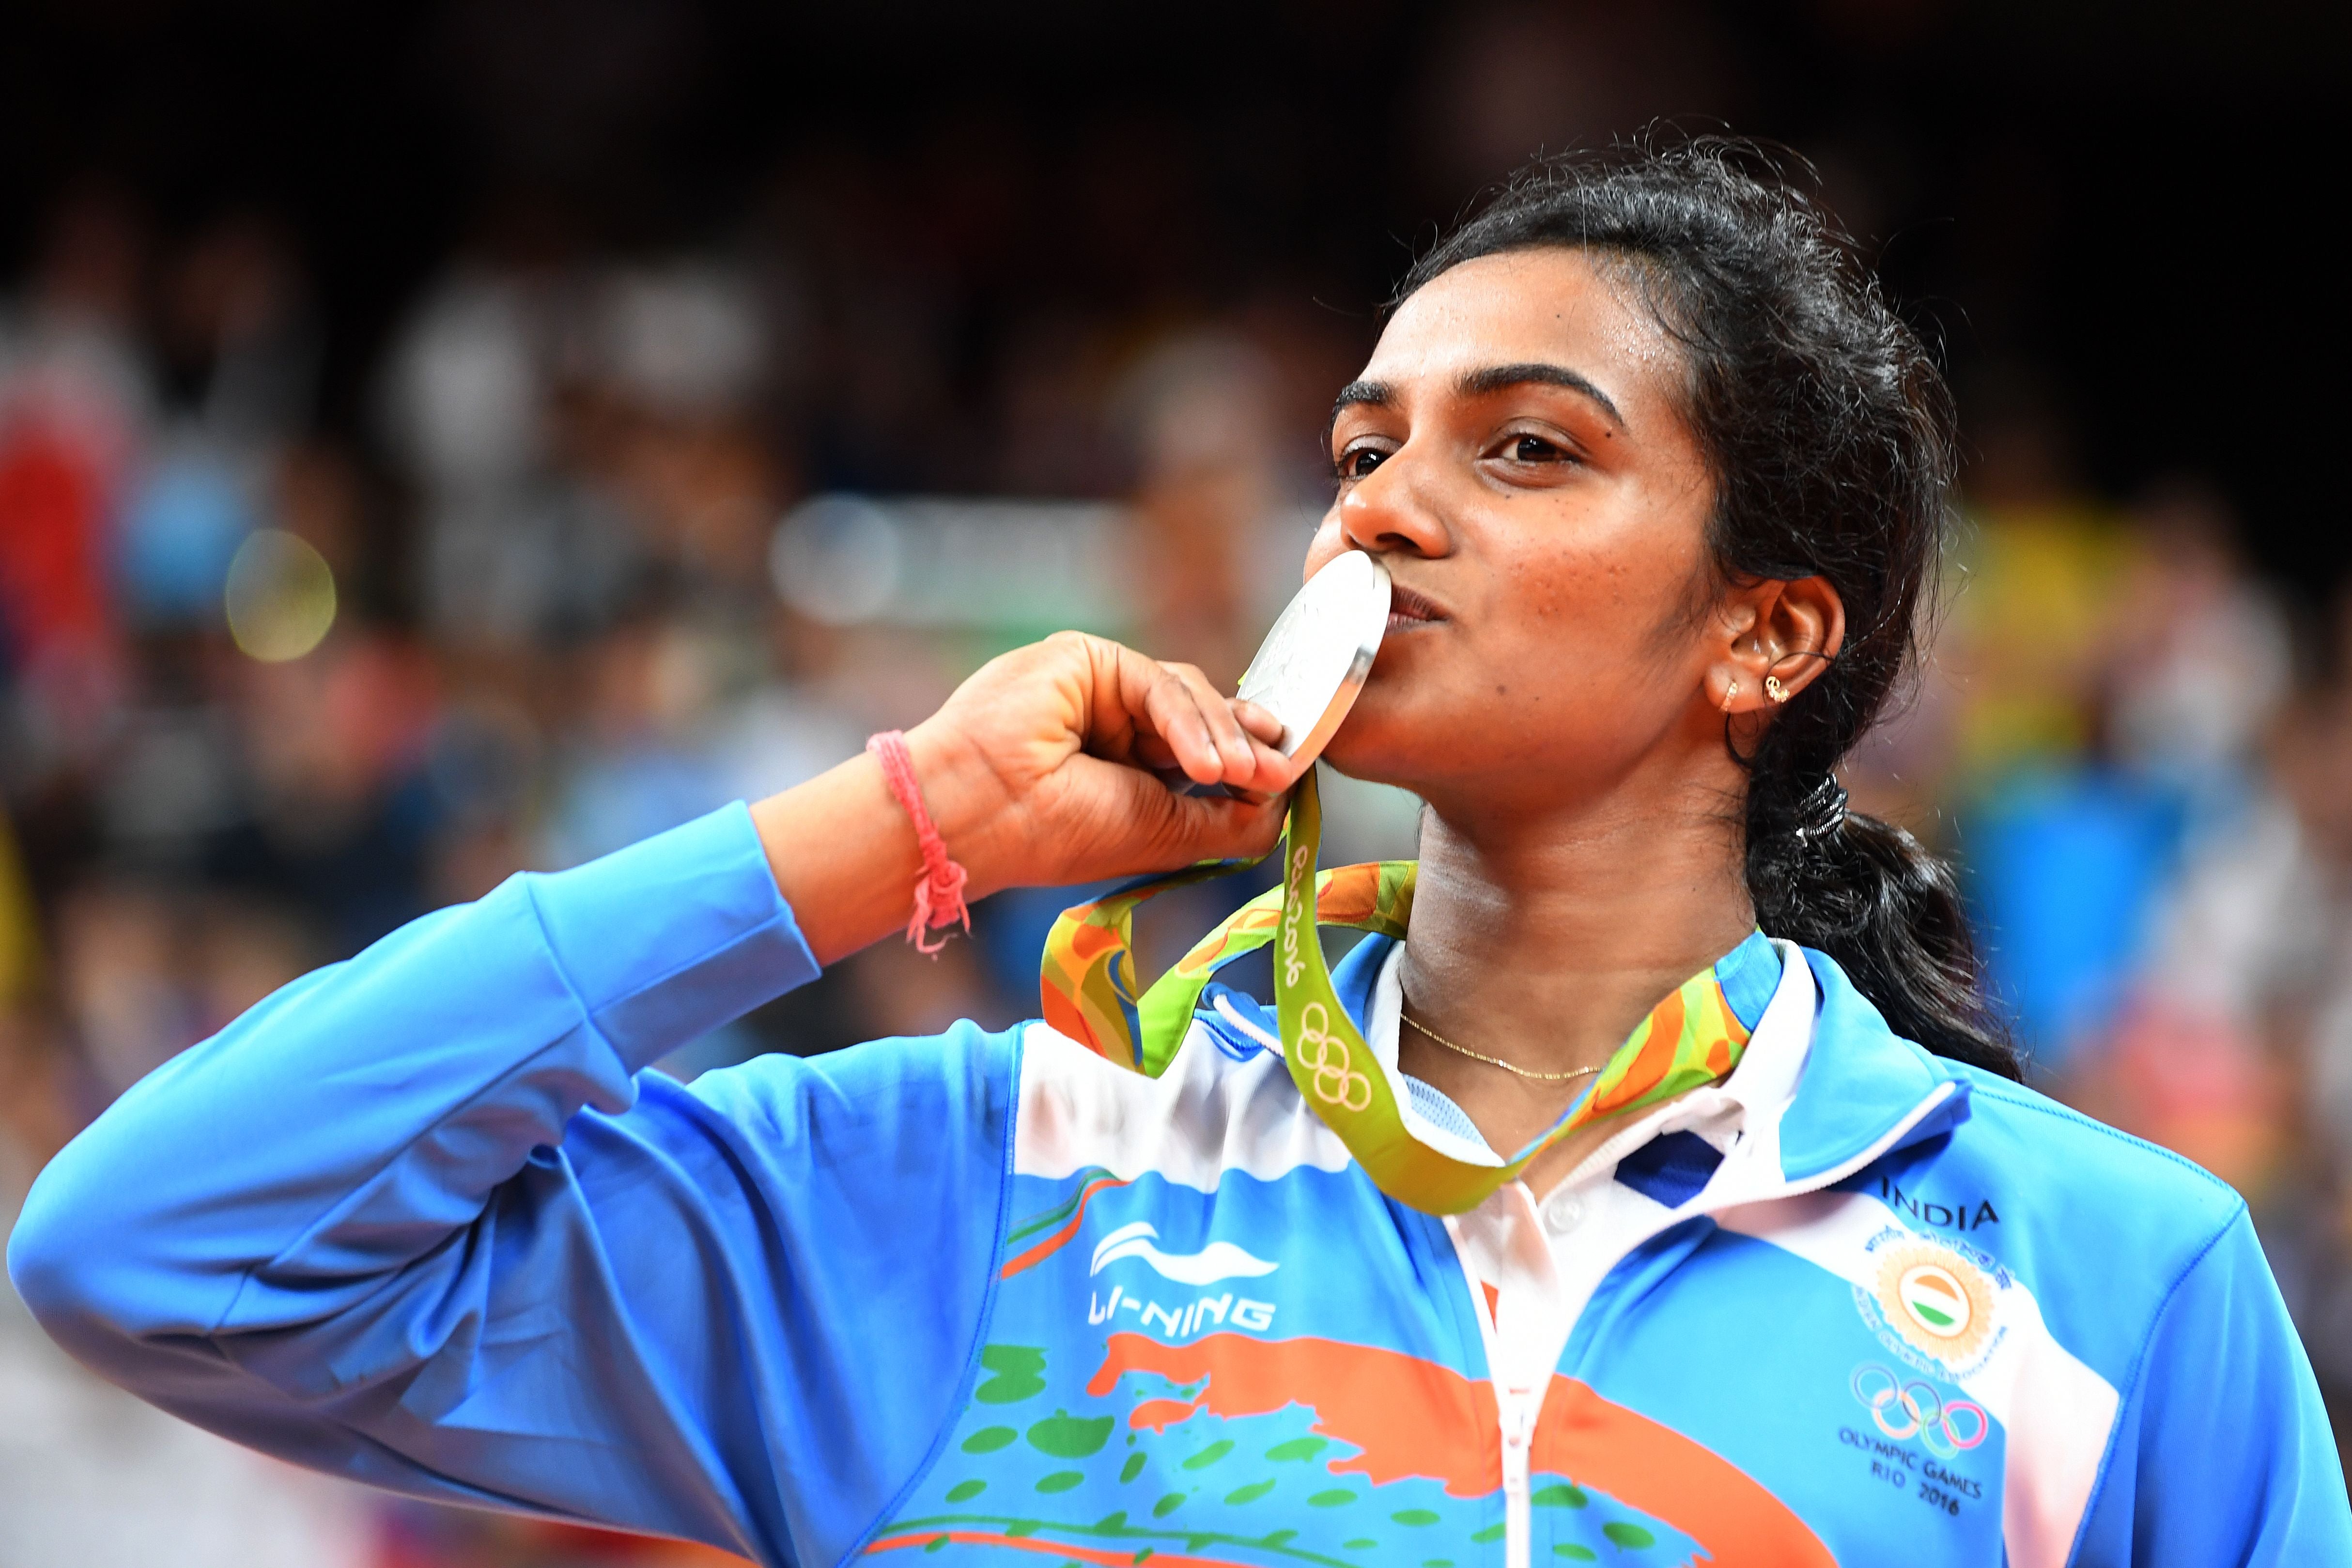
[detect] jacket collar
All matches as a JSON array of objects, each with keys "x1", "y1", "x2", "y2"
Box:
[
  {"x1": 1775, "y1": 946, "x2": 1972, "y2": 1183},
  {"x1": 1324, "y1": 931, "x2": 1970, "y2": 1188}
]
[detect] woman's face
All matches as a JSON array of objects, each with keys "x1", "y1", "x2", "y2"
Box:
[{"x1": 1308, "y1": 247, "x2": 1734, "y2": 816}]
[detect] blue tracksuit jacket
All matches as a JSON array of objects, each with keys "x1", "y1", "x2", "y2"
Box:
[{"x1": 9, "y1": 803, "x2": 2348, "y2": 1567}]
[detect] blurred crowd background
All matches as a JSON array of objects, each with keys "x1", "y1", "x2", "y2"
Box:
[{"x1": 1, "y1": 0, "x2": 2346, "y2": 1563}]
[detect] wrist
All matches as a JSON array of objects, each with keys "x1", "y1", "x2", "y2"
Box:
[
  {"x1": 900, "y1": 718, "x2": 1021, "y2": 899},
  {"x1": 749, "y1": 726, "x2": 1011, "y2": 965}
]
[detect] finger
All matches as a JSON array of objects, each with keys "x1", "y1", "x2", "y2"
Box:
[
  {"x1": 1138, "y1": 668, "x2": 1229, "y2": 785},
  {"x1": 1091, "y1": 641, "x2": 1277, "y2": 789},
  {"x1": 1156, "y1": 782, "x2": 1289, "y2": 866},
  {"x1": 1074, "y1": 636, "x2": 1177, "y2": 768},
  {"x1": 1198, "y1": 682, "x2": 1291, "y2": 792},
  {"x1": 1230, "y1": 699, "x2": 1285, "y2": 746},
  {"x1": 1239, "y1": 731, "x2": 1297, "y2": 796},
  {"x1": 1164, "y1": 663, "x2": 1259, "y2": 783},
  {"x1": 1067, "y1": 635, "x2": 1146, "y2": 763},
  {"x1": 1219, "y1": 698, "x2": 1298, "y2": 794}
]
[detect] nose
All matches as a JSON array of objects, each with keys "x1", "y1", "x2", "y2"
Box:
[{"x1": 1337, "y1": 446, "x2": 1451, "y2": 561}]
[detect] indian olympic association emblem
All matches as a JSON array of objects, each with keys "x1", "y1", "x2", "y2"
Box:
[{"x1": 1853, "y1": 1228, "x2": 2008, "y2": 1381}]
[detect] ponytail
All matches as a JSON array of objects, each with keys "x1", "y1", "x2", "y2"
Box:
[
  {"x1": 1747, "y1": 768, "x2": 2016, "y2": 1077},
  {"x1": 1403, "y1": 139, "x2": 2021, "y2": 1080}
]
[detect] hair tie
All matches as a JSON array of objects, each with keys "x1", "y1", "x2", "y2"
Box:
[
  {"x1": 1794, "y1": 772, "x2": 1851, "y2": 841},
  {"x1": 867, "y1": 730, "x2": 971, "y2": 953}
]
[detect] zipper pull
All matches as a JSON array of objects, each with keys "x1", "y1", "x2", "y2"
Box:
[{"x1": 1501, "y1": 1398, "x2": 1532, "y2": 1485}]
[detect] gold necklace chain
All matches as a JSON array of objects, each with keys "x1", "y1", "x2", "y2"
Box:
[{"x1": 1398, "y1": 1006, "x2": 1606, "y2": 1085}]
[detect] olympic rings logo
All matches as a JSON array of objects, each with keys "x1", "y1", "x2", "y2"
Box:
[
  {"x1": 1850, "y1": 1364, "x2": 1988, "y2": 1458},
  {"x1": 1294, "y1": 1002, "x2": 1373, "y2": 1112}
]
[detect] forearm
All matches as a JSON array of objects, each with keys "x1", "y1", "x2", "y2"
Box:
[
  {"x1": 750, "y1": 724, "x2": 1016, "y2": 966},
  {"x1": 9, "y1": 803, "x2": 815, "y2": 1347}
]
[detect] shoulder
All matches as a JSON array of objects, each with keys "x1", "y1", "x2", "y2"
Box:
[
  {"x1": 1796, "y1": 945, "x2": 2244, "y2": 1248},
  {"x1": 1893, "y1": 1064, "x2": 2251, "y2": 1394},
  {"x1": 1946, "y1": 1064, "x2": 2244, "y2": 1238},
  {"x1": 1795, "y1": 948, "x2": 2247, "y2": 1379}
]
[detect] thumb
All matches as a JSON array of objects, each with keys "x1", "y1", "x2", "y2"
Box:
[{"x1": 1150, "y1": 783, "x2": 1290, "y2": 869}]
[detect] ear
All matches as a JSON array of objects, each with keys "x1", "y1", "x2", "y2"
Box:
[{"x1": 1703, "y1": 576, "x2": 1847, "y2": 715}]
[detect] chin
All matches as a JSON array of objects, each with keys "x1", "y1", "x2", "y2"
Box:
[{"x1": 1320, "y1": 695, "x2": 1451, "y2": 794}]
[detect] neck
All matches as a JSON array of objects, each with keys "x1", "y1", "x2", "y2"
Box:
[{"x1": 1396, "y1": 763, "x2": 1756, "y2": 1166}]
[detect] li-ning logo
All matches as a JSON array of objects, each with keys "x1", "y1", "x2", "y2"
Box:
[
  {"x1": 1089, "y1": 1221, "x2": 1278, "y2": 1287},
  {"x1": 1295, "y1": 1001, "x2": 1372, "y2": 1111}
]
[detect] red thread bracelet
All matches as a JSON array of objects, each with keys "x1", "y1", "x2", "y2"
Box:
[{"x1": 867, "y1": 730, "x2": 972, "y2": 953}]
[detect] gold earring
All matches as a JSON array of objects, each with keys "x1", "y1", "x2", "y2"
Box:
[
  {"x1": 1765, "y1": 675, "x2": 1790, "y2": 704},
  {"x1": 1720, "y1": 678, "x2": 1740, "y2": 713}
]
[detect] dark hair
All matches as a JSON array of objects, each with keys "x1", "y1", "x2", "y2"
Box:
[{"x1": 1399, "y1": 140, "x2": 2019, "y2": 1080}]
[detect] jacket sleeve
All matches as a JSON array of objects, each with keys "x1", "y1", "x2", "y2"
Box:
[
  {"x1": 5, "y1": 803, "x2": 1020, "y2": 1568},
  {"x1": 2071, "y1": 1205, "x2": 2352, "y2": 1567}
]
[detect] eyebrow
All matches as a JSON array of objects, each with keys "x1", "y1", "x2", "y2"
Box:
[
  {"x1": 1325, "y1": 379, "x2": 1392, "y2": 445},
  {"x1": 1457, "y1": 362, "x2": 1625, "y2": 426},
  {"x1": 1325, "y1": 363, "x2": 1625, "y2": 446}
]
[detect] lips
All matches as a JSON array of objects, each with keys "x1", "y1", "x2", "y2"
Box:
[{"x1": 1386, "y1": 582, "x2": 1447, "y2": 629}]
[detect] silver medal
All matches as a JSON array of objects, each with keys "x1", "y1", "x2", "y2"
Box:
[{"x1": 1237, "y1": 550, "x2": 1392, "y2": 776}]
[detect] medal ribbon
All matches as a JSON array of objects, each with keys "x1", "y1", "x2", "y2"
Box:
[{"x1": 1038, "y1": 768, "x2": 1756, "y2": 1214}]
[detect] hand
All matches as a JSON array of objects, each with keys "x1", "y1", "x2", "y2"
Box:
[
  {"x1": 750, "y1": 632, "x2": 1293, "y2": 963},
  {"x1": 906, "y1": 631, "x2": 1294, "y2": 891}
]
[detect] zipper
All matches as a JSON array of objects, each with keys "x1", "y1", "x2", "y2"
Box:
[
  {"x1": 1441, "y1": 1225, "x2": 1524, "y2": 1567},
  {"x1": 1444, "y1": 1217, "x2": 1542, "y2": 1568},
  {"x1": 1499, "y1": 1389, "x2": 1536, "y2": 1568}
]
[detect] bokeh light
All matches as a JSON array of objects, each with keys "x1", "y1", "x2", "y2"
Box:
[{"x1": 223, "y1": 529, "x2": 337, "y2": 663}]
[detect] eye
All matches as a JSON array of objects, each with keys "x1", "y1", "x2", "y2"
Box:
[
  {"x1": 1507, "y1": 433, "x2": 1571, "y2": 464},
  {"x1": 1335, "y1": 445, "x2": 1389, "y2": 481}
]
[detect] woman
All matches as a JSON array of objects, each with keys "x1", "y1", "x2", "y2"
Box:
[{"x1": 11, "y1": 146, "x2": 2344, "y2": 1568}]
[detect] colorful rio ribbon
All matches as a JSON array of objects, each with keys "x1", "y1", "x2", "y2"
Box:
[{"x1": 1040, "y1": 767, "x2": 1757, "y2": 1215}]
